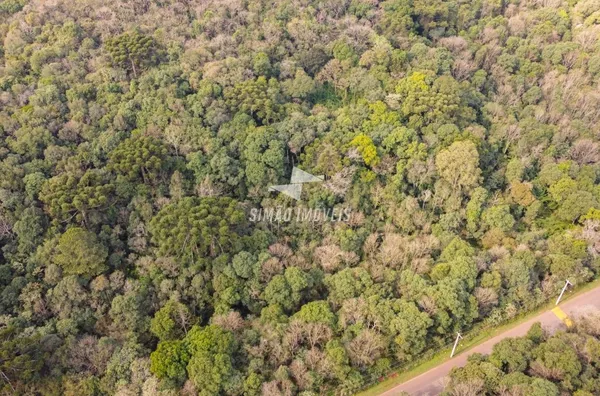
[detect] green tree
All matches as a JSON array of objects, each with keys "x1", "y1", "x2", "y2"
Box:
[
  {"x1": 252, "y1": 52, "x2": 272, "y2": 76},
  {"x1": 435, "y1": 140, "x2": 481, "y2": 196},
  {"x1": 281, "y1": 69, "x2": 316, "y2": 99},
  {"x1": 225, "y1": 77, "x2": 282, "y2": 123},
  {"x1": 449, "y1": 358, "x2": 503, "y2": 394},
  {"x1": 149, "y1": 197, "x2": 245, "y2": 261},
  {"x1": 466, "y1": 187, "x2": 488, "y2": 235},
  {"x1": 395, "y1": 72, "x2": 468, "y2": 127},
  {"x1": 510, "y1": 182, "x2": 536, "y2": 206},
  {"x1": 0, "y1": 326, "x2": 45, "y2": 391},
  {"x1": 390, "y1": 300, "x2": 433, "y2": 361},
  {"x1": 107, "y1": 135, "x2": 168, "y2": 183},
  {"x1": 532, "y1": 336, "x2": 582, "y2": 388},
  {"x1": 555, "y1": 190, "x2": 598, "y2": 223},
  {"x1": 489, "y1": 338, "x2": 534, "y2": 373},
  {"x1": 39, "y1": 170, "x2": 114, "y2": 225},
  {"x1": 263, "y1": 270, "x2": 305, "y2": 311},
  {"x1": 185, "y1": 325, "x2": 239, "y2": 395},
  {"x1": 428, "y1": 278, "x2": 478, "y2": 334},
  {"x1": 150, "y1": 340, "x2": 190, "y2": 384},
  {"x1": 350, "y1": 134, "x2": 380, "y2": 166},
  {"x1": 108, "y1": 286, "x2": 151, "y2": 340},
  {"x1": 54, "y1": 227, "x2": 108, "y2": 278},
  {"x1": 293, "y1": 301, "x2": 336, "y2": 327},
  {"x1": 482, "y1": 205, "x2": 515, "y2": 232},
  {"x1": 324, "y1": 267, "x2": 374, "y2": 307},
  {"x1": 12, "y1": 207, "x2": 46, "y2": 255},
  {"x1": 105, "y1": 31, "x2": 159, "y2": 77},
  {"x1": 243, "y1": 126, "x2": 286, "y2": 189},
  {"x1": 150, "y1": 300, "x2": 193, "y2": 341},
  {"x1": 527, "y1": 378, "x2": 560, "y2": 396}
]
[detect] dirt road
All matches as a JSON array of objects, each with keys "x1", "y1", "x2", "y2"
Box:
[{"x1": 380, "y1": 285, "x2": 600, "y2": 396}]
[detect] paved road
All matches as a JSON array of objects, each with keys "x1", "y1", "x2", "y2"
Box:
[{"x1": 380, "y1": 285, "x2": 600, "y2": 396}]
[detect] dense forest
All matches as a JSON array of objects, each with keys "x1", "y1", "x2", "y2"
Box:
[
  {"x1": 444, "y1": 314, "x2": 600, "y2": 395},
  {"x1": 1, "y1": 0, "x2": 600, "y2": 394}
]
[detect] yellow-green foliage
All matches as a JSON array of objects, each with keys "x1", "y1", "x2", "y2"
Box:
[{"x1": 350, "y1": 133, "x2": 380, "y2": 166}]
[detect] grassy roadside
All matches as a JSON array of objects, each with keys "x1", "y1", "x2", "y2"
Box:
[{"x1": 356, "y1": 277, "x2": 600, "y2": 396}]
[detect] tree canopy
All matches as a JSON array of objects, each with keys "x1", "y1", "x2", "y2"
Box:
[{"x1": 1, "y1": 0, "x2": 600, "y2": 393}]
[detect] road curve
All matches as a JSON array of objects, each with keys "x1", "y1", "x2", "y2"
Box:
[{"x1": 380, "y1": 285, "x2": 600, "y2": 396}]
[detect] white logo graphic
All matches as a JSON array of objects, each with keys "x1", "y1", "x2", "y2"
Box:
[{"x1": 268, "y1": 167, "x2": 324, "y2": 201}]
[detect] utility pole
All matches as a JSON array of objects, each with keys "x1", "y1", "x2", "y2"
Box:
[
  {"x1": 450, "y1": 333, "x2": 463, "y2": 358},
  {"x1": 556, "y1": 279, "x2": 572, "y2": 305}
]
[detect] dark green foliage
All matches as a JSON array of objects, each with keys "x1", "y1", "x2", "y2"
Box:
[
  {"x1": 243, "y1": 125, "x2": 287, "y2": 189},
  {"x1": 185, "y1": 325, "x2": 239, "y2": 395},
  {"x1": 107, "y1": 135, "x2": 168, "y2": 183},
  {"x1": 0, "y1": 326, "x2": 45, "y2": 392},
  {"x1": 447, "y1": 319, "x2": 600, "y2": 395},
  {"x1": 224, "y1": 77, "x2": 282, "y2": 124},
  {"x1": 105, "y1": 31, "x2": 159, "y2": 77},
  {"x1": 489, "y1": 338, "x2": 534, "y2": 373},
  {"x1": 149, "y1": 197, "x2": 245, "y2": 261},
  {"x1": 40, "y1": 170, "x2": 114, "y2": 225},
  {"x1": 54, "y1": 227, "x2": 108, "y2": 278}
]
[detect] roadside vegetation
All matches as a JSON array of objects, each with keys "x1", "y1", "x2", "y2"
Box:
[{"x1": 445, "y1": 313, "x2": 600, "y2": 396}]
